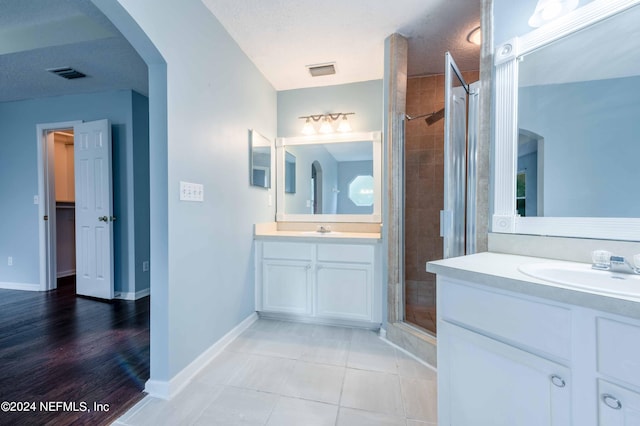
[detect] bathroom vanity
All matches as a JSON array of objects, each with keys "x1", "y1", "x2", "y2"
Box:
[
  {"x1": 428, "y1": 252, "x2": 640, "y2": 426},
  {"x1": 254, "y1": 223, "x2": 382, "y2": 327}
]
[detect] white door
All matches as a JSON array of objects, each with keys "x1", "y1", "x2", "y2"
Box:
[{"x1": 74, "y1": 119, "x2": 114, "y2": 299}]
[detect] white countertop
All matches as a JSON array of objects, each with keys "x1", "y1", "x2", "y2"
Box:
[
  {"x1": 254, "y1": 229, "x2": 381, "y2": 243},
  {"x1": 254, "y1": 222, "x2": 381, "y2": 243},
  {"x1": 427, "y1": 252, "x2": 640, "y2": 320}
]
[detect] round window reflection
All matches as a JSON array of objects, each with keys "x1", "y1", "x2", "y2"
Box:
[{"x1": 348, "y1": 175, "x2": 374, "y2": 206}]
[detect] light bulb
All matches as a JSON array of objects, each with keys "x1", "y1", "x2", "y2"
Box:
[
  {"x1": 541, "y1": 1, "x2": 563, "y2": 20},
  {"x1": 319, "y1": 117, "x2": 333, "y2": 134},
  {"x1": 337, "y1": 116, "x2": 352, "y2": 132},
  {"x1": 301, "y1": 118, "x2": 316, "y2": 135}
]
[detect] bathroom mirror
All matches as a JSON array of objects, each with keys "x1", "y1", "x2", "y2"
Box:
[
  {"x1": 250, "y1": 130, "x2": 272, "y2": 189},
  {"x1": 493, "y1": 0, "x2": 640, "y2": 241},
  {"x1": 276, "y1": 131, "x2": 382, "y2": 222}
]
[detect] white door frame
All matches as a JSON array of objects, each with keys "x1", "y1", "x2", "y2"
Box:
[{"x1": 36, "y1": 121, "x2": 82, "y2": 291}]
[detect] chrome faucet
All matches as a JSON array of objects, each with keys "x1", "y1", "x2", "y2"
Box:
[
  {"x1": 609, "y1": 256, "x2": 640, "y2": 275},
  {"x1": 591, "y1": 250, "x2": 640, "y2": 274},
  {"x1": 317, "y1": 225, "x2": 331, "y2": 234}
]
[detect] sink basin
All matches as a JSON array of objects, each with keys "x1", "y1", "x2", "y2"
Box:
[
  {"x1": 300, "y1": 231, "x2": 343, "y2": 236},
  {"x1": 518, "y1": 262, "x2": 640, "y2": 299}
]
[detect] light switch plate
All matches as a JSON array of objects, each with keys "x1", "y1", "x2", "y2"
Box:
[{"x1": 180, "y1": 181, "x2": 204, "y2": 202}]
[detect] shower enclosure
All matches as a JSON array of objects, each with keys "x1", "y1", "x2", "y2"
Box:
[{"x1": 404, "y1": 53, "x2": 480, "y2": 334}]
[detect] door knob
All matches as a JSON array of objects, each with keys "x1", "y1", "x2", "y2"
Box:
[{"x1": 98, "y1": 216, "x2": 109, "y2": 222}]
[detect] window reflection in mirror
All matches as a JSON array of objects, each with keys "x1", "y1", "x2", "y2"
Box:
[
  {"x1": 284, "y1": 141, "x2": 374, "y2": 215},
  {"x1": 516, "y1": 4, "x2": 640, "y2": 218}
]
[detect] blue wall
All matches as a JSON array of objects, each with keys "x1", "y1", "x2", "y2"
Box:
[
  {"x1": 519, "y1": 76, "x2": 640, "y2": 217},
  {"x1": 112, "y1": 0, "x2": 278, "y2": 380},
  {"x1": 284, "y1": 144, "x2": 338, "y2": 214},
  {"x1": 0, "y1": 90, "x2": 149, "y2": 295},
  {"x1": 277, "y1": 80, "x2": 383, "y2": 137}
]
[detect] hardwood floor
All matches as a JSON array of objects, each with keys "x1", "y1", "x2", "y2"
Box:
[{"x1": 0, "y1": 276, "x2": 150, "y2": 425}]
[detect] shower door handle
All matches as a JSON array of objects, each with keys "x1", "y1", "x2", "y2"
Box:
[{"x1": 440, "y1": 210, "x2": 452, "y2": 237}]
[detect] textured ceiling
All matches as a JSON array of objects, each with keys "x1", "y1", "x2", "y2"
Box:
[
  {"x1": 0, "y1": 0, "x2": 481, "y2": 102},
  {"x1": 202, "y1": 0, "x2": 481, "y2": 90},
  {"x1": 0, "y1": 0, "x2": 148, "y2": 103}
]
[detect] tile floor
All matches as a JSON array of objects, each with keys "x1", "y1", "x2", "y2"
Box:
[{"x1": 114, "y1": 318, "x2": 437, "y2": 426}]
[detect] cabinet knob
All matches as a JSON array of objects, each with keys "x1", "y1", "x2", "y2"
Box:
[
  {"x1": 602, "y1": 394, "x2": 622, "y2": 410},
  {"x1": 550, "y1": 374, "x2": 565, "y2": 388}
]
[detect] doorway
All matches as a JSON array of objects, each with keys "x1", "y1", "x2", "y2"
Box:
[
  {"x1": 38, "y1": 119, "x2": 116, "y2": 300},
  {"x1": 311, "y1": 160, "x2": 323, "y2": 214},
  {"x1": 51, "y1": 129, "x2": 76, "y2": 285}
]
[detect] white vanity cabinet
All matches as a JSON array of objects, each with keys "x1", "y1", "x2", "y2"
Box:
[
  {"x1": 440, "y1": 321, "x2": 571, "y2": 426},
  {"x1": 256, "y1": 239, "x2": 380, "y2": 326},
  {"x1": 438, "y1": 278, "x2": 572, "y2": 426},
  {"x1": 436, "y1": 274, "x2": 640, "y2": 426}
]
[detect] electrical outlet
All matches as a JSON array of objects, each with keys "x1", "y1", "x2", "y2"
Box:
[
  {"x1": 268, "y1": 194, "x2": 273, "y2": 207},
  {"x1": 8, "y1": 256, "x2": 13, "y2": 266},
  {"x1": 142, "y1": 261, "x2": 150, "y2": 272},
  {"x1": 179, "y1": 181, "x2": 204, "y2": 202}
]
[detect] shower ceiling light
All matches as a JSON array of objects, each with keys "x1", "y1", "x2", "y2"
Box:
[
  {"x1": 528, "y1": 0, "x2": 579, "y2": 28},
  {"x1": 467, "y1": 26, "x2": 481, "y2": 46},
  {"x1": 298, "y1": 113, "x2": 354, "y2": 135}
]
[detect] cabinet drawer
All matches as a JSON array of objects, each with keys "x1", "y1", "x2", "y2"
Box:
[
  {"x1": 439, "y1": 278, "x2": 572, "y2": 360},
  {"x1": 263, "y1": 241, "x2": 312, "y2": 260},
  {"x1": 317, "y1": 244, "x2": 373, "y2": 263},
  {"x1": 597, "y1": 318, "x2": 640, "y2": 387}
]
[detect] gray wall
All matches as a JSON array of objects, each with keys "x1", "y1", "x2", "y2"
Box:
[{"x1": 0, "y1": 90, "x2": 149, "y2": 295}]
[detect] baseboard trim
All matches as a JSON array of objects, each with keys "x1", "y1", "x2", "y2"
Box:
[
  {"x1": 144, "y1": 312, "x2": 258, "y2": 400},
  {"x1": 115, "y1": 288, "x2": 150, "y2": 301},
  {"x1": 57, "y1": 269, "x2": 76, "y2": 278},
  {"x1": 0, "y1": 282, "x2": 40, "y2": 291}
]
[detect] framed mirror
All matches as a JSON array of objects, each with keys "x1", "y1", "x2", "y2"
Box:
[
  {"x1": 493, "y1": 0, "x2": 640, "y2": 241},
  {"x1": 250, "y1": 129, "x2": 272, "y2": 189},
  {"x1": 276, "y1": 131, "x2": 382, "y2": 222}
]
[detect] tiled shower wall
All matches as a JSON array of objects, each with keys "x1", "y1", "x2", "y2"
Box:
[{"x1": 404, "y1": 70, "x2": 480, "y2": 334}]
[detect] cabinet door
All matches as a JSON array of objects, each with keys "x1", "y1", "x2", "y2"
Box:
[
  {"x1": 316, "y1": 262, "x2": 372, "y2": 321},
  {"x1": 599, "y1": 380, "x2": 640, "y2": 425},
  {"x1": 439, "y1": 321, "x2": 571, "y2": 426},
  {"x1": 262, "y1": 260, "x2": 311, "y2": 315}
]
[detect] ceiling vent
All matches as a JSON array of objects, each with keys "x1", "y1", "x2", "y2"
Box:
[
  {"x1": 307, "y1": 63, "x2": 336, "y2": 77},
  {"x1": 47, "y1": 67, "x2": 87, "y2": 80}
]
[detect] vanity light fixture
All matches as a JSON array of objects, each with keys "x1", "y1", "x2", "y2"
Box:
[
  {"x1": 467, "y1": 26, "x2": 482, "y2": 46},
  {"x1": 298, "y1": 112, "x2": 355, "y2": 135},
  {"x1": 528, "y1": 0, "x2": 579, "y2": 28},
  {"x1": 301, "y1": 117, "x2": 316, "y2": 135}
]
